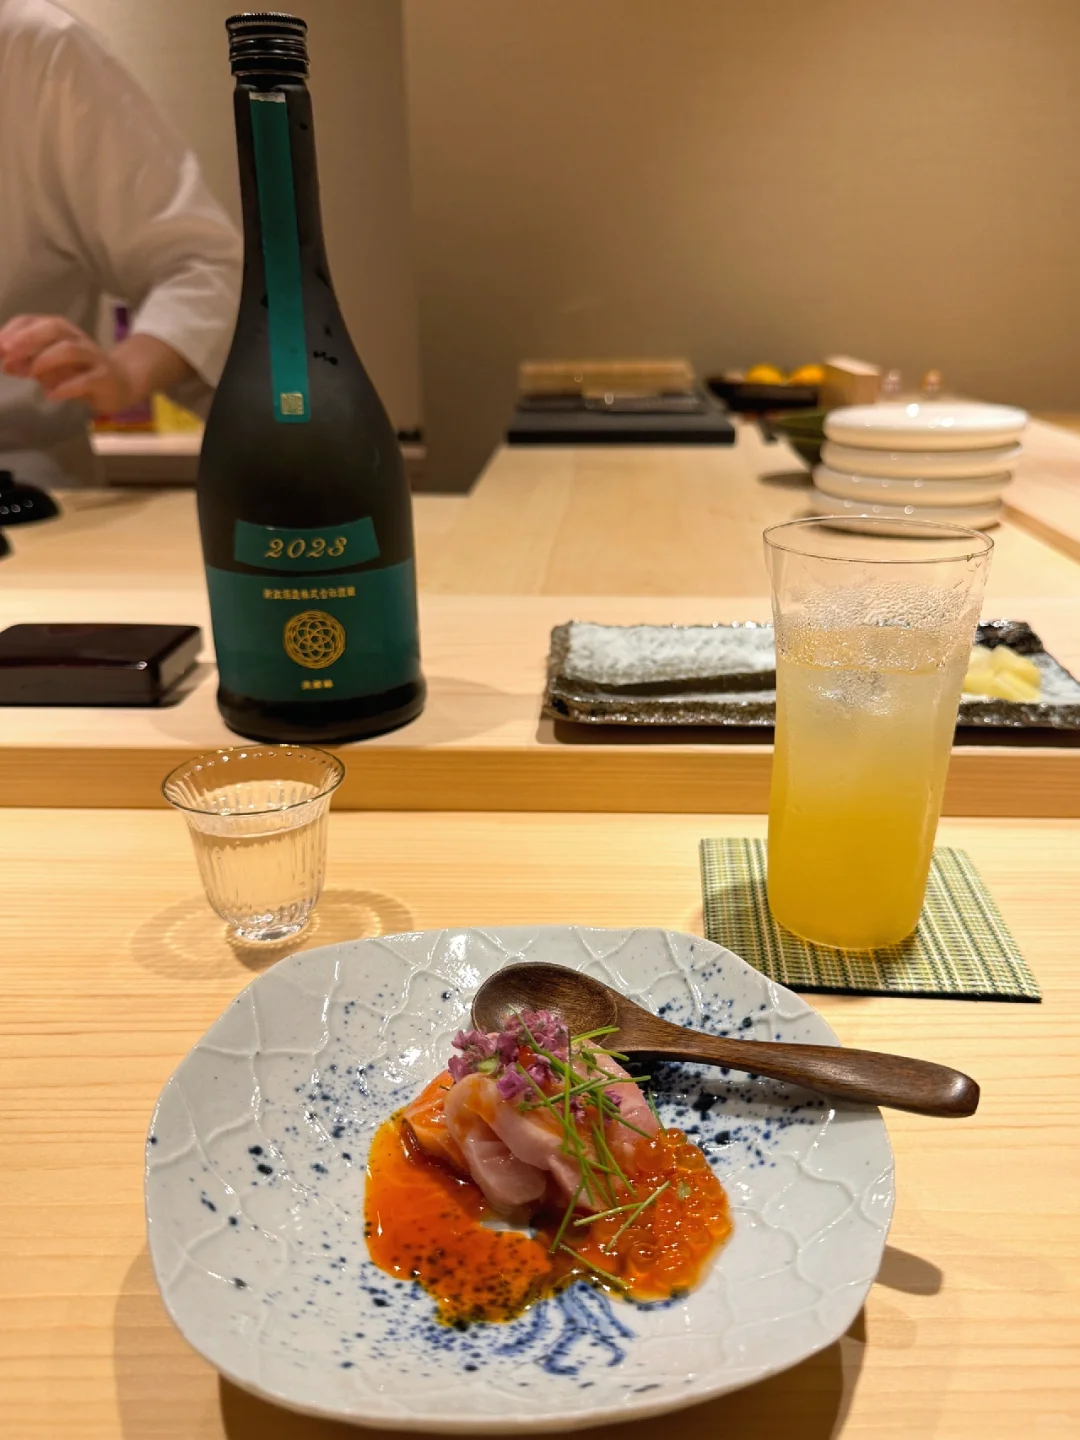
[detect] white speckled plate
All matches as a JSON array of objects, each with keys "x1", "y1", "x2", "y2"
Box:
[{"x1": 145, "y1": 927, "x2": 894, "y2": 1432}]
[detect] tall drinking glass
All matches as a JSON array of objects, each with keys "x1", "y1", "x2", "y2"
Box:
[{"x1": 764, "y1": 518, "x2": 993, "y2": 949}]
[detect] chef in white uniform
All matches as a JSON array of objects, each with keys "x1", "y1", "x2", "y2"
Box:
[{"x1": 0, "y1": 0, "x2": 241, "y2": 485}]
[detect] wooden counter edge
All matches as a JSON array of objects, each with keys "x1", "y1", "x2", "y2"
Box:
[
  {"x1": 1004, "y1": 500, "x2": 1080, "y2": 567},
  {"x1": 6, "y1": 742, "x2": 1080, "y2": 815}
]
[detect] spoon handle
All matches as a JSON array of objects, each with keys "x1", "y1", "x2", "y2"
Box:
[{"x1": 640, "y1": 1035, "x2": 979, "y2": 1117}]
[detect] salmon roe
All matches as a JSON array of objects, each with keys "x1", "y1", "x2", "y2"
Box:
[{"x1": 364, "y1": 1115, "x2": 732, "y2": 1326}]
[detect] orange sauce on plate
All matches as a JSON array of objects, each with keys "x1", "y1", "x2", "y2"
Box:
[{"x1": 364, "y1": 1113, "x2": 732, "y2": 1326}]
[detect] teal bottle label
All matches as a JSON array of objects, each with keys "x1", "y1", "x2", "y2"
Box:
[
  {"x1": 249, "y1": 92, "x2": 310, "y2": 424},
  {"x1": 234, "y1": 517, "x2": 379, "y2": 571},
  {"x1": 206, "y1": 559, "x2": 420, "y2": 702}
]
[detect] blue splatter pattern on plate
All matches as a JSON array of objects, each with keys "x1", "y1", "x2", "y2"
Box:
[{"x1": 146, "y1": 927, "x2": 893, "y2": 1432}]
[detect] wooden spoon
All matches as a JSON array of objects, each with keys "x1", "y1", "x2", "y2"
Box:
[{"x1": 471, "y1": 961, "x2": 979, "y2": 1118}]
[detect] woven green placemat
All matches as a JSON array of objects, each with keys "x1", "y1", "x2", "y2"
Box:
[{"x1": 700, "y1": 838, "x2": 1040, "y2": 1001}]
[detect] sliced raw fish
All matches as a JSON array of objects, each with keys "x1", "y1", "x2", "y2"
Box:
[
  {"x1": 405, "y1": 1032, "x2": 660, "y2": 1218},
  {"x1": 591, "y1": 1051, "x2": 659, "y2": 1166},
  {"x1": 401, "y1": 1071, "x2": 466, "y2": 1173},
  {"x1": 443, "y1": 1073, "x2": 548, "y2": 1211}
]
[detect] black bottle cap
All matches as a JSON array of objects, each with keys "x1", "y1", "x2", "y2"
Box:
[{"x1": 226, "y1": 12, "x2": 309, "y2": 78}]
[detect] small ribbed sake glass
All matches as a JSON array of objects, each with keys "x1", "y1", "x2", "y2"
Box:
[{"x1": 163, "y1": 745, "x2": 344, "y2": 943}]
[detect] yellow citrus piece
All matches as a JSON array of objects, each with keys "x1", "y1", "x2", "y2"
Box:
[
  {"x1": 788, "y1": 363, "x2": 825, "y2": 386},
  {"x1": 745, "y1": 364, "x2": 785, "y2": 385},
  {"x1": 991, "y1": 646, "x2": 1041, "y2": 688},
  {"x1": 963, "y1": 644, "x2": 1041, "y2": 701},
  {"x1": 992, "y1": 671, "x2": 1041, "y2": 703},
  {"x1": 963, "y1": 671, "x2": 999, "y2": 698}
]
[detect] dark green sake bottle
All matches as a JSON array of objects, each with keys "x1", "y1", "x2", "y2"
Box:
[{"x1": 197, "y1": 11, "x2": 424, "y2": 742}]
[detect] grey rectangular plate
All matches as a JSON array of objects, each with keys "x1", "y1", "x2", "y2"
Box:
[{"x1": 543, "y1": 619, "x2": 1080, "y2": 734}]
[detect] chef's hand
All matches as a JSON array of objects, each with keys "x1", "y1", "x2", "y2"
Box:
[{"x1": 0, "y1": 315, "x2": 194, "y2": 415}]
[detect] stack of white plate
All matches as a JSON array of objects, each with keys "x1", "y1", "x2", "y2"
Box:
[{"x1": 810, "y1": 402, "x2": 1028, "y2": 534}]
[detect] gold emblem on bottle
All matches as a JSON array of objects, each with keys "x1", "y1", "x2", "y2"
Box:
[{"x1": 283, "y1": 609, "x2": 346, "y2": 669}]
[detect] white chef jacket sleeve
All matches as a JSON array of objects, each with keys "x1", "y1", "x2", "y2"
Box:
[{"x1": 35, "y1": 19, "x2": 242, "y2": 387}]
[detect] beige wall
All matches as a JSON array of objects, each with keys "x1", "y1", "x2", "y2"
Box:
[
  {"x1": 405, "y1": 0, "x2": 1080, "y2": 491},
  {"x1": 66, "y1": 0, "x2": 422, "y2": 430}
]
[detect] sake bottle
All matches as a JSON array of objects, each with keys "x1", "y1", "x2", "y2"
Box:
[{"x1": 197, "y1": 11, "x2": 424, "y2": 742}]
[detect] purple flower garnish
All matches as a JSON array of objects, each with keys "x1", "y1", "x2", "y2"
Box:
[
  {"x1": 445, "y1": 1009, "x2": 571, "y2": 1086},
  {"x1": 451, "y1": 1028, "x2": 497, "y2": 1059},
  {"x1": 495, "y1": 1030, "x2": 520, "y2": 1065},
  {"x1": 448, "y1": 1027, "x2": 500, "y2": 1082},
  {"x1": 496, "y1": 1067, "x2": 531, "y2": 1101},
  {"x1": 511, "y1": 1009, "x2": 569, "y2": 1060},
  {"x1": 447, "y1": 1053, "x2": 473, "y2": 1083}
]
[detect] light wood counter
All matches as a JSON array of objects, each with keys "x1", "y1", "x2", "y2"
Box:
[
  {"x1": 20, "y1": 421, "x2": 1079, "y2": 600},
  {"x1": 424, "y1": 424, "x2": 1080, "y2": 597},
  {"x1": 76, "y1": 415, "x2": 1080, "y2": 583},
  {"x1": 0, "y1": 486, "x2": 464, "y2": 591},
  {"x1": 1005, "y1": 418, "x2": 1080, "y2": 565},
  {"x1": 4, "y1": 437, "x2": 1080, "y2": 813},
  {"x1": 1, "y1": 586, "x2": 1079, "y2": 815},
  {"x1": 1, "y1": 805, "x2": 1077, "y2": 1439},
  {"x1": 6, "y1": 424, "x2": 1080, "y2": 1436}
]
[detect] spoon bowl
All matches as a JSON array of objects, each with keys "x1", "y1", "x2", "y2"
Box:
[
  {"x1": 472, "y1": 961, "x2": 621, "y2": 1037},
  {"x1": 472, "y1": 960, "x2": 979, "y2": 1118}
]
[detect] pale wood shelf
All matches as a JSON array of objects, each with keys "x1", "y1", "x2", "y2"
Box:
[{"x1": 4, "y1": 422, "x2": 1080, "y2": 814}]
